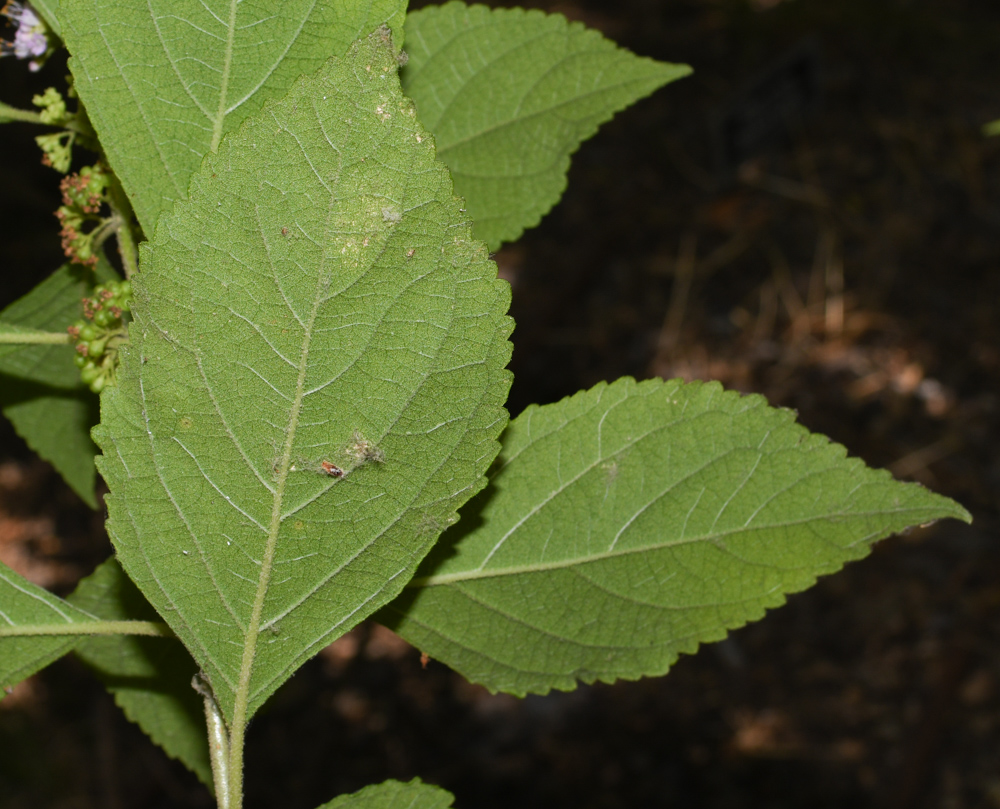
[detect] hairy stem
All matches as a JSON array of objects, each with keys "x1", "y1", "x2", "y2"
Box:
[
  {"x1": 197, "y1": 678, "x2": 231, "y2": 809},
  {"x1": 0, "y1": 102, "x2": 43, "y2": 124},
  {"x1": 0, "y1": 620, "x2": 172, "y2": 637},
  {"x1": 0, "y1": 330, "x2": 72, "y2": 345}
]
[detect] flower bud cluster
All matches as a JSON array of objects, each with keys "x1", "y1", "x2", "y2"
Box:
[
  {"x1": 56, "y1": 164, "x2": 111, "y2": 269},
  {"x1": 67, "y1": 279, "x2": 132, "y2": 393},
  {"x1": 31, "y1": 87, "x2": 75, "y2": 171}
]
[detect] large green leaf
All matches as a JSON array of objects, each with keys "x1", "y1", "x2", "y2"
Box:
[
  {"x1": 402, "y1": 2, "x2": 690, "y2": 249},
  {"x1": 0, "y1": 263, "x2": 116, "y2": 507},
  {"x1": 93, "y1": 32, "x2": 512, "y2": 724},
  {"x1": 317, "y1": 779, "x2": 453, "y2": 809},
  {"x1": 68, "y1": 558, "x2": 211, "y2": 788},
  {"x1": 0, "y1": 561, "x2": 99, "y2": 695},
  {"x1": 380, "y1": 377, "x2": 970, "y2": 695},
  {"x1": 62, "y1": 0, "x2": 408, "y2": 235}
]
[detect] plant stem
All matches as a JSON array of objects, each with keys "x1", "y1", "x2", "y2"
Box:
[
  {"x1": 0, "y1": 619, "x2": 172, "y2": 637},
  {"x1": 0, "y1": 329, "x2": 72, "y2": 345},
  {"x1": 198, "y1": 682, "x2": 231, "y2": 809},
  {"x1": 0, "y1": 102, "x2": 44, "y2": 125},
  {"x1": 106, "y1": 173, "x2": 140, "y2": 278}
]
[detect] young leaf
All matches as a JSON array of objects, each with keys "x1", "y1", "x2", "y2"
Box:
[
  {"x1": 380, "y1": 377, "x2": 970, "y2": 696},
  {"x1": 62, "y1": 0, "x2": 408, "y2": 234},
  {"x1": 93, "y1": 32, "x2": 512, "y2": 725},
  {"x1": 68, "y1": 558, "x2": 211, "y2": 789},
  {"x1": 0, "y1": 263, "x2": 116, "y2": 508},
  {"x1": 316, "y1": 779, "x2": 453, "y2": 809},
  {"x1": 0, "y1": 560, "x2": 100, "y2": 695},
  {"x1": 402, "y1": 2, "x2": 691, "y2": 249}
]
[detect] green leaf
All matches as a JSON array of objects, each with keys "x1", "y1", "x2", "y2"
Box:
[
  {"x1": 380, "y1": 377, "x2": 970, "y2": 696},
  {"x1": 62, "y1": 0, "x2": 408, "y2": 235},
  {"x1": 401, "y1": 3, "x2": 691, "y2": 249},
  {"x1": 93, "y1": 32, "x2": 512, "y2": 725},
  {"x1": 0, "y1": 265, "x2": 100, "y2": 387},
  {"x1": 0, "y1": 561, "x2": 99, "y2": 695},
  {"x1": 1, "y1": 387, "x2": 98, "y2": 508},
  {"x1": 68, "y1": 558, "x2": 211, "y2": 789},
  {"x1": 30, "y1": 0, "x2": 61, "y2": 37},
  {"x1": 983, "y1": 118, "x2": 1000, "y2": 137},
  {"x1": 0, "y1": 263, "x2": 116, "y2": 508},
  {"x1": 316, "y1": 779, "x2": 453, "y2": 809}
]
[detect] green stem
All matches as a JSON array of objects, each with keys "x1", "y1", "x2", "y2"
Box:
[
  {"x1": 0, "y1": 102, "x2": 44, "y2": 125},
  {"x1": 116, "y1": 213, "x2": 139, "y2": 279},
  {"x1": 89, "y1": 217, "x2": 119, "y2": 253},
  {"x1": 195, "y1": 676, "x2": 231, "y2": 809},
  {"x1": 0, "y1": 330, "x2": 72, "y2": 346},
  {"x1": 208, "y1": 711, "x2": 231, "y2": 808},
  {"x1": 106, "y1": 172, "x2": 140, "y2": 278},
  {"x1": 0, "y1": 620, "x2": 172, "y2": 638}
]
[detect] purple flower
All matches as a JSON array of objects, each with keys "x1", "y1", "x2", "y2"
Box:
[{"x1": 1, "y1": 2, "x2": 50, "y2": 71}]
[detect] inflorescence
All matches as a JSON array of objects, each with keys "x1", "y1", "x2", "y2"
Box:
[{"x1": 68, "y1": 279, "x2": 132, "y2": 393}]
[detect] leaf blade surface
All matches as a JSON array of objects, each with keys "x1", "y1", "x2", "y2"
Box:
[
  {"x1": 0, "y1": 561, "x2": 98, "y2": 694},
  {"x1": 402, "y1": 2, "x2": 691, "y2": 248},
  {"x1": 62, "y1": 0, "x2": 408, "y2": 233},
  {"x1": 316, "y1": 779, "x2": 453, "y2": 809},
  {"x1": 93, "y1": 33, "x2": 511, "y2": 723},
  {"x1": 380, "y1": 377, "x2": 970, "y2": 695}
]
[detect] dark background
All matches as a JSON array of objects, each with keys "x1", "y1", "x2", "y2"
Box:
[{"x1": 2, "y1": 1, "x2": 999, "y2": 807}]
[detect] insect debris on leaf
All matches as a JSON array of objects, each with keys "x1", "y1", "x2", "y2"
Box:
[{"x1": 320, "y1": 461, "x2": 344, "y2": 478}]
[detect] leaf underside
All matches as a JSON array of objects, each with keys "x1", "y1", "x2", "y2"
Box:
[
  {"x1": 402, "y1": 2, "x2": 691, "y2": 249},
  {"x1": 380, "y1": 377, "x2": 970, "y2": 696},
  {"x1": 62, "y1": 0, "x2": 408, "y2": 235},
  {"x1": 317, "y1": 778, "x2": 454, "y2": 809},
  {"x1": 0, "y1": 262, "x2": 116, "y2": 507},
  {"x1": 93, "y1": 32, "x2": 512, "y2": 724},
  {"x1": 0, "y1": 560, "x2": 99, "y2": 694}
]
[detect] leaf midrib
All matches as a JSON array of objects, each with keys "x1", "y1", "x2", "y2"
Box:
[
  {"x1": 229, "y1": 224, "x2": 329, "y2": 723},
  {"x1": 406, "y1": 403, "x2": 931, "y2": 591},
  {"x1": 434, "y1": 57, "x2": 674, "y2": 158},
  {"x1": 406, "y1": 509, "x2": 901, "y2": 590},
  {"x1": 407, "y1": 15, "x2": 686, "y2": 156},
  {"x1": 210, "y1": 0, "x2": 240, "y2": 153}
]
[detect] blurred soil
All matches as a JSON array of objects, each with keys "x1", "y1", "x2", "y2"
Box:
[{"x1": 2, "y1": 1, "x2": 1000, "y2": 807}]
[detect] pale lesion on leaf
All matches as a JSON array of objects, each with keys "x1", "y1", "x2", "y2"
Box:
[{"x1": 282, "y1": 429, "x2": 385, "y2": 482}]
